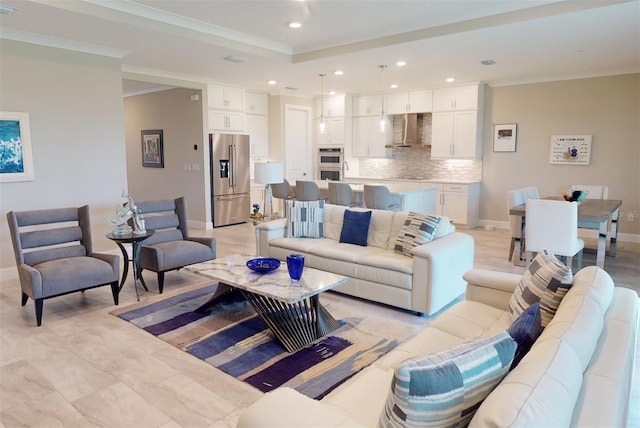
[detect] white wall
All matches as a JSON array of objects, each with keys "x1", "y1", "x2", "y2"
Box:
[
  {"x1": 0, "y1": 40, "x2": 128, "y2": 272},
  {"x1": 123, "y1": 88, "x2": 208, "y2": 227},
  {"x1": 481, "y1": 74, "x2": 639, "y2": 236}
]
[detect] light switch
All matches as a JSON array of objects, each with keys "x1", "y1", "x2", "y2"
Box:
[{"x1": 192, "y1": 163, "x2": 200, "y2": 171}]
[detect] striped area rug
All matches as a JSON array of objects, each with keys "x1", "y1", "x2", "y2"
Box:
[{"x1": 111, "y1": 282, "x2": 418, "y2": 399}]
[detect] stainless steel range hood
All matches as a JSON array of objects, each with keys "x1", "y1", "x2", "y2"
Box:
[{"x1": 385, "y1": 113, "x2": 421, "y2": 148}]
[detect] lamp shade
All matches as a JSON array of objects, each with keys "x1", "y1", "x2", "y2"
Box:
[{"x1": 254, "y1": 162, "x2": 283, "y2": 184}]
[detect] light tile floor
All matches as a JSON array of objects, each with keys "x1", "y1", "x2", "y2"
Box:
[{"x1": 0, "y1": 223, "x2": 638, "y2": 427}]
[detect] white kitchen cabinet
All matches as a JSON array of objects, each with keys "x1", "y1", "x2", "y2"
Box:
[
  {"x1": 353, "y1": 95, "x2": 382, "y2": 117},
  {"x1": 245, "y1": 114, "x2": 269, "y2": 156},
  {"x1": 433, "y1": 182, "x2": 480, "y2": 229},
  {"x1": 317, "y1": 95, "x2": 345, "y2": 118},
  {"x1": 432, "y1": 85, "x2": 480, "y2": 112},
  {"x1": 431, "y1": 110, "x2": 482, "y2": 159},
  {"x1": 387, "y1": 90, "x2": 432, "y2": 114},
  {"x1": 317, "y1": 117, "x2": 345, "y2": 146},
  {"x1": 245, "y1": 91, "x2": 268, "y2": 115},
  {"x1": 352, "y1": 117, "x2": 391, "y2": 157},
  {"x1": 244, "y1": 92, "x2": 269, "y2": 157},
  {"x1": 208, "y1": 110, "x2": 245, "y2": 131},
  {"x1": 207, "y1": 84, "x2": 244, "y2": 111}
]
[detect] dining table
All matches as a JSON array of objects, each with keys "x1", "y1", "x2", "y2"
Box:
[{"x1": 509, "y1": 197, "x2": 622, "y2": 269}]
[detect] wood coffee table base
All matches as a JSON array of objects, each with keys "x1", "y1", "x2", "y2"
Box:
[{"x1": 196, "y1": 282, "x2": 341, "y2": 353}]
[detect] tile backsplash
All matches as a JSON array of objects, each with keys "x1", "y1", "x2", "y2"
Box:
[{"x1": 358, "y1": 113, "x2": 483, "y2": 181}]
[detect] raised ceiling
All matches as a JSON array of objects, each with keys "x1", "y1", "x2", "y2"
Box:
[{"x1": 1, "y1": 0, "x2": 638, "y2": 97}]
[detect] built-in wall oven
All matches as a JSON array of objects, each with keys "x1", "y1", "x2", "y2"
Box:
[{"x1": 318, "y1": 147, "x2": 343, "y2": 181}]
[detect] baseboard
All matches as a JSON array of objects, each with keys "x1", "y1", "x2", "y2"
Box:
[{"x1": 477, "y1": 219, "x2": 640, "y2": 243}]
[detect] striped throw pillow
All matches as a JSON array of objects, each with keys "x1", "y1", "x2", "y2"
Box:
[
  {"x1": 509, "y1": 250, "x2": 573, "y2": 327},
  {"x1": 394, "y1": 212, "x2": 441, "y2": 257},
  {"x1": 379, "y1": 331, "x2": 517, "y2": 428},
  {"x1": 285, "y1": 200, "x2": 325, "y2": 238}
]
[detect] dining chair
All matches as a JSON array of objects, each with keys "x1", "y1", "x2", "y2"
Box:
[
  {"x1": 506, "y1": 189, "x2": 527, "y2": 261},
  {"x1": 136, "y1": 197, "x2": 216, "y2": 294},
  {"x1": 363, "y1": 185, "x2": 402, "y2": 212},
  {"x1": 6, "y1": 205, "x2": 120, "y2": 326},
  {"x1": 295, "y1": 181, "x2": 328, "y2": 202},
  {"x1": 525, "y1": 199, "x2": 584, "y2": 271},
  {"x1": 328, "y1": 182, "x2": 359, "y2": 207},
  {"x1": 524, "y1": 186, "x2": 540, "y2": 200},
  {"x1": 570, "y1": 184, "x2": 609, "y2": 200}
]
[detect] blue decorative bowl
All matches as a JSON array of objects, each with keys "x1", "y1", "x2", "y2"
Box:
[{"x1": 246, "y1": 258, "x2": 281, "y2": 273}]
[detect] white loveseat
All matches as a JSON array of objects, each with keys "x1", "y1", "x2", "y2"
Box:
[
  {"x1": 254, "y1": 204, "x2": 475, "y2": 316},
  {"x1": 238, "y1": 266, "x2": 639, "y2": 427}
]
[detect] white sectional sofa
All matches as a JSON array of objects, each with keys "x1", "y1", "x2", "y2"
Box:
[
  {"x1": 238, "y1": 266, "x2": 639, "y2": 427},
  {"x1": 254, "y1": 204, "x2": 475, "y2": 316}
]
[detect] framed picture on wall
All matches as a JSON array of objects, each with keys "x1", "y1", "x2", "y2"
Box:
[
  {"x1": 0, "y1": 111, "x2": 35, "y2": 182},
  {"x1": 493, "y1": 123, "x2": 517, "y2": 152},
  {"x1": 141, "y1": 129, "x2": 164, "y2": 168}
]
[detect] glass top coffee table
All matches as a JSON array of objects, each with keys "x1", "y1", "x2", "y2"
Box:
[{"x1": 184, "y1": 255, "x2": 348, "y2": 353}]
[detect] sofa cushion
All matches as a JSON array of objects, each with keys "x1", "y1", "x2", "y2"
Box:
[
  {"x1": 394, "y1": 212, "x2": 441, "y2": 257},
  {"x1": 286, "y1": 200, "x2": 325, "y2": 238},
  {"x1": 339, "y1": 209, "x2": 371, "y2": 246},
  {"x1": 379, "y1": 331, "x2": 517, "y2": 428},
  {"x1": 509, "y1": 250, "x2": 573, "y2": 327},
  {"x1": 507, "y1": 302, "x2": 542, "y2": 369}
]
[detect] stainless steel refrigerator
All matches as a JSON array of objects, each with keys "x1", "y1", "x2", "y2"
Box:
[{"x1": 210, "y1": 133, "x2": 250, "y2": 227}]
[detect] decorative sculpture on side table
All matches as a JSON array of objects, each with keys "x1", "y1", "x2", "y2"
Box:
[{"x1": 110, "y1": 191, "x2": 146, "y2": 236}]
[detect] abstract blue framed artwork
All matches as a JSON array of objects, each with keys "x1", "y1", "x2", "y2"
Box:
[{"x1": 0, "y1": 111, "x2": 35, "y2": 182}]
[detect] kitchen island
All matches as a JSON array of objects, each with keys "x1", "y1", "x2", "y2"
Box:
[{"x1": 292, "y1": 180, "x2": 439, "y2": 215}]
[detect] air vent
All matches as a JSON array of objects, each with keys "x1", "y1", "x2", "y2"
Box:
[
  {"x1": 480, "y1": 59, "x2": 496, "y2": 66},
  {"x1": 224, "y1": 55, "x2": 249, "y2": 64},
  {"x1": 285, "y1": 86, "x2": 298, "y2": 91}
]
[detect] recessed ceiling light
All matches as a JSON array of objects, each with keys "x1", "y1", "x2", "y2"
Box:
[
  {"x1": 333, "y1": 70, "x2": 343, "y2": 76},
  {"x1": 390, "y1": 84, "x2": 399, "y2": 89},
  {"x1": 224, "y1": 55, "x2": 249, "y2": 64},
  {"x1": 480, "y1": 59, "x2": 496, "y2": 65},
  {"x1": 267, "y1": 80, "x2": 277, "y2": 85},
  {"x1": 288, "y1": 22, "x2": 302, "y2": 29},
  {"x1": 0, "y1": 5, "x2": 17, "y2": 15},
  {"x1": 396, "y1": 61, "x2": 407, "y2": 67},
  {"x1": 328, "y1": 90, "x2": 336, "y2": 95},
  {"x1": 446, "y1": 77, "x2": 455, "y2": 83}
]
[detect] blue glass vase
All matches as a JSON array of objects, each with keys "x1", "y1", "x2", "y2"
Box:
[{"x1": 286, "y1": 254, "x2": 305, "y2": 283}]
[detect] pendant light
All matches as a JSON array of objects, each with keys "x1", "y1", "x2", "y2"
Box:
[
  {"x1": 377, "y1": 65, "x2": 390, "y2": 133},
  {"x1": 317, "y1": 73, "x2": 327, "y2": 135}
]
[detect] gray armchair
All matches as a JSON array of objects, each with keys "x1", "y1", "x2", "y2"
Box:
[
  {"x1": 136, "y1": 197, "x2": 216, "y2": 294},
  {"x1": 6, "y1": 205, "x2": 120, "y2": 326}
]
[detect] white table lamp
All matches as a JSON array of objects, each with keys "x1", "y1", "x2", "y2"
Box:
[{"x1": 254, "y1": 162, "x2": 283, "y2": 219}]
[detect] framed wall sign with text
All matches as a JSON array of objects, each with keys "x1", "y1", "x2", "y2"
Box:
[{"x1": 549, "y1": 135, "x2": 592, "y2": 165}]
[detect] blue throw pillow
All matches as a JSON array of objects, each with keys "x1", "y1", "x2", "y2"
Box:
[
  {"x1": 339, "y1": 210, "x2": 371, "y2": 246},
  {"x1": 507, "y1": 302, "x2": 542, "y2": 369}
]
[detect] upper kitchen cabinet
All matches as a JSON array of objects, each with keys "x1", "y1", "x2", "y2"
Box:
[
  {"x1": 387, "y1": 90, "x2": 432, "y2": 114},
  {"x1": 207, "y1": 84, "x2": 244, "y2": 111},
  {"x1": 317, "y1": 95, "x2": 345, "y2": 118},
  {"x1": 317, "y1": 117, "x2": 345, "y2": 147},
  {"x1": 352, "y1": 117, "x2": 391, "y2": 158},
  {"x1": 208, "y1": 110, "x2": 245, "y2": 132},
  {"x1": 244, "y1": 91, "x2": 269, "y2": 157},
  {"x1": 353, "y1": 95, "x2": 382, "y2": 117},
  {"x1": 245, "y1": 91, "x2": 268, "y2": 115},
  {"x1": 431, "y1": 84, "x2": 484, "y2": 159},
  {"x1": 432, "y1": 85, "x2": 481, "y2": 112}
]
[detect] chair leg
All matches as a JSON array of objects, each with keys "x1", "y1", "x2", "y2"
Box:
[
  {"x1": 577, "y1": 250, "x2": 583, "y2": 271},
  {"x1": 21, "y1": 292, "x2": 28, "y2": 306},
  {"x1": 110, "y1": 281, "x2": 119, "y2": 305},
  {"x1": 525, "y1": 251, "x2": 532, "y2": 269},
  {"x1": 565, "y1": 256, "x2": 573, "y2": 272},
  {"x1": 508, "y1": 238, "x2": 515, "y2": 261},
  {"x1": 35, "y1": 298, "x2": 43, "y2": 326},
  {"x1": 157, "y1": 272, "x2": 165, "y2": 294}
]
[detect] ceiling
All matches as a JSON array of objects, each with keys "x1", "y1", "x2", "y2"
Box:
[{"x1": 1, "y1": 0, "x2": 638, "y2": 98}]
